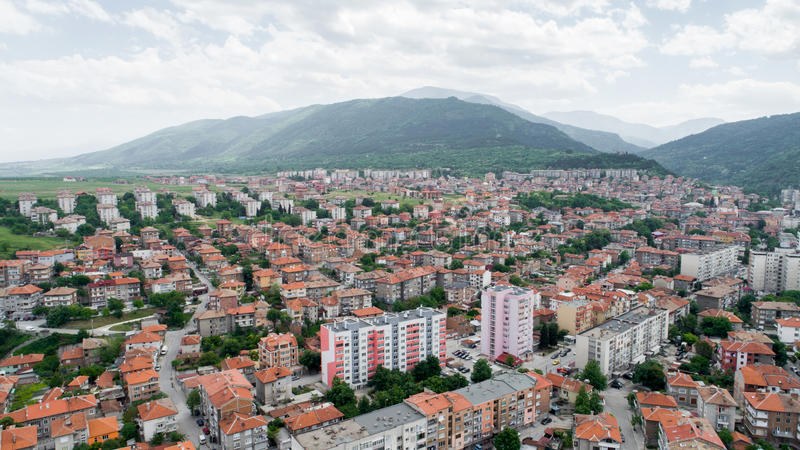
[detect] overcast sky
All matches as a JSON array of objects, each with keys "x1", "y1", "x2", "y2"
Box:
[{"x1": 0, "y1": 0, "x2": 798, "y2": 162}]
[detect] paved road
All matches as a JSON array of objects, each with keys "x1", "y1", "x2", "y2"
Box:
[
  {"x1": 603, "y1": 380, "x2": 641, "y2": 450},
  {"x1": 158, "y1": 260, "x2": 213, "y2": 448}
]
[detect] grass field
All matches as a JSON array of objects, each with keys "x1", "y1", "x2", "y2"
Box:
[
  {"x1": 0, "y1": 226, "x2": 67, "y2": 259},
  {"x1": 0, "y1": 178, "x2": 203, "y2": 200},
  {"x1": 63, "y1": 307, "x2": 157, "y2": 330}
]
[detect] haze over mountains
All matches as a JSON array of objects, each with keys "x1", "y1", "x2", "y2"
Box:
[
  {"x1": 2, "y1": 88, "x2": 798, "y2": 194},
  {"x1": 542, "y1": 110, "x2": 725, "y2": 148},
  {"x1": 641, "y1": 112, "x2": 800, "y2": 194},
  {"x1": 0, "y1": 96, "x2": 665, "y2": 177},
  {"x1": 401, "y1": 87, "x2": 645, "y2": 154}
]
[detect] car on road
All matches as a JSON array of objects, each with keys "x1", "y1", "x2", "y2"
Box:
[
  {"x1": 155, "y1": 365, "x2": 161, "y2": 371},
  {"x1": 552, "y1": 359, "x2": 560, "y2": 366},
  {"x1": 540, "y1": 417, "x2": 553, "y2": 425},
  {"x1": 610, "y1": 379, "x2": 623, "y2": 389},
  {"x1": 622, "y1": 372, "x2": 634, "y2": 380},
  {"x1": 550, "y1": 353, "x2": 559, "y2": 359},
  {"x1": 196, "y1": 419, "x2": 204, "y2": 426},
  {"x1": 25, "y1": 326, "x2": 35, "y2": 331}
]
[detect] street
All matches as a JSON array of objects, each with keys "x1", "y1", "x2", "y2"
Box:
[{"x1": 157, "y1": 260, "x2": 213, "y2": 448}]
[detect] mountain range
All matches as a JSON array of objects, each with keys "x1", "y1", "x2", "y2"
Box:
[
  {"x1": 3, "y1": 89, "x2": 798, "y2": 194},
  {"x1": 401, "y1": 87, "x2": 645, "y2": 153},
  {"x1": 541, "y1": 110, "x2": 725, "y2": 147},
  {"x1": 641, "y1": 112, "x2": 800, "y2": 194},
  {"x1": 0, "y1": 96, "x2": 666, "y2": 177}
]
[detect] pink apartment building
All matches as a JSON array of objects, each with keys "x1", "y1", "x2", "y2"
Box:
[
  {"x1": 321, "y1": 307, "x2": 446, "y2": 388},
  {"x1": 481, "y1": 285, "x2": 536, "y2": 361}
]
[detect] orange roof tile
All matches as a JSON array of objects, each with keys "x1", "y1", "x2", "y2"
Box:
[
  {"x1": 138, "y1": 398, "x2": 178, "y2": 421},
  {"x1": 574, "y1": 413, "x2": 622, "y2": 443},
  {"x1": 88, "y1": 416, "x2": 118, "y2": 439},
  {"x1": 1, "y1": 426, "x2": 38, "y2": 450},
  {"x1": 284, "y1": 405, "x2": 343, "y2": 432}
]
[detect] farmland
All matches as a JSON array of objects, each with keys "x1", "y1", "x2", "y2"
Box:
[{"x1": 0, "y1": 178, "x2": 202, "y2": 200}]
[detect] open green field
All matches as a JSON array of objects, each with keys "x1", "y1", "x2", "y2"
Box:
[
  {"x1": 63, "y1": 307, "x2": 158, "y2": 330},
  {"x1": 0, "y1": 226, "x2": 67, "y2": 259},
  {"x1": 0, "y1": 178, "x2": 203, "y2": 200}
]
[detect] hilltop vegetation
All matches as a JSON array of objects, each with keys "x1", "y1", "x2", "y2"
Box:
[
  {"x1": 641, "y1": 112, "x2": 800, "y2": 194},
  {"x1": 3, "y1": 97, "x2": 667, "y2": 177}
]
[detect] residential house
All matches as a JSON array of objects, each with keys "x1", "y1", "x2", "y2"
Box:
[
  {"x1": 137, "y1": 398, "x2": 179, "y2": 441},
  {"x1": 573, "y1": 413, "x2": 622, "y2": 450}
]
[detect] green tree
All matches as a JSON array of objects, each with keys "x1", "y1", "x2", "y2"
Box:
[
  {"x1": 120, "y1": 422, "x2": 138, "y2": 441},
  {"x1": 717, "y1": 428, "x2": 733, "y2": 448},
  {"x1": 493, "y1": 427, "x2": 521, "y2": 450},
  {"x1": 773, "y1": 338, "x2": 789, "y2": 367},
  {"x1": 575, "y1": 386, "x2": 591, "y2": 414},
  {"x1": 695, "y1": 340, "x2": 714, "y2": 360},
  {"x1": 700, "y1": 317, "x2": 732, "y2": 337},
  {"x1": 299, "y1": 350, "x2": 321, "y2": 373},
  {"x1": 579, "y1": 360, "x2": 607, "y2": 391},
  {"x1": 186, "y1": 389, "x2": 201, "y2": 412},
  {"x1": 632, "y1": 360, "x2": 667, "y2": 391},
  {"x1": 589, "y1": 390, "x2": 604, "y2": 414},
  {"x1": 471, "y1": 359, "x2": 492, "y2": 383},
  {"x1": 411, "y1": 355, "x2": 442, "y2": 382},
  {"x1": 326, "y1": 378, "x2": 356, "y2": 409}
]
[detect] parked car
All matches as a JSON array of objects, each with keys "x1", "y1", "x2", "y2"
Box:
[
  {"x1": 610, "y1": 379, "x2": 623, "y2": 389},
  {"x1": 552, "y1": 359, "x2": 560, "y2": 366},
  {"x1": 550, "y1": 353, "x2": 559, "y2": 359},
  {"x1": 540, "y1": 417, "x2": 553, "y2": 425},
  {"x1": 196, "y1": 419, "x2": 204, "y2": 426}
]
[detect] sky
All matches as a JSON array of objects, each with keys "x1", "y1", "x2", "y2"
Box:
[{"x1": 0, "y1": 0, "x2": 798, "y2": 162}]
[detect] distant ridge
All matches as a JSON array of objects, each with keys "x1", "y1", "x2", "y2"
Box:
[
  {"x1": 0, "y1": 96, "x2": 669, "y2": 177},
  {"x1": 640, "y1": 112, "x2": 800, "y2": 193},
  {"x1": 542, "y1": 110, "x2": 724, "y2": 148},
  {"x1": 401, "y1": 87, "x2": 645, "y2": 153}
]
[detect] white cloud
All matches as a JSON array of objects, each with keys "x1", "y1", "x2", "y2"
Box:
[
  {"x1": 647, "y1": 0, "x2": 692, "y2": 13},
  {"x1": 610, "y1": 78, "x2": 800, "y2": 125},
  {"x1": 24, "y1": 0, "x2": 111, "y2": 22},
  {"x1": 661, "y1": 0, "x2": 800, "y2": 57},
  {"x1": 689, "y1": 57, "x2": 717, "y2": 69},
  {"x1": 122, "y1": 8, "x2": 181, "y2": 44},
  {"x1": 0, "y1": 0, "x2": 41, "y2": 34},
  {"x1": 660, "y1": 25, "x2": 733, "y2": 56}
]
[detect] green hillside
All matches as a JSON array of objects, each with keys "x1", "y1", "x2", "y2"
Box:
[
  {"x1": 3, "y1": 97, "x2": 667, "y2": 176},
  {"x1": 641, "y1": 112, "x2": 800, "y2": 193}
]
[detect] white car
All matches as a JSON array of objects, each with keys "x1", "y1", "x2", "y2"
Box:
[{"x1": 25, "y1": 326, "x2": 35, "y2": 331}]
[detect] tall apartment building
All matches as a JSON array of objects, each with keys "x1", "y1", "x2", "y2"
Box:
[
  {"x1": 291, "y1": 402, "x2": 427, "y2": 450},
  {"x1": 173, "y1": 199, "x2": 196, "y2": 218},
  {"x1": 575, "y1": 306, "x2": 669, "y2": 375},
  {"x1": 481, "y1": 286, "x2": 536, "y2": 360},
  {"x1": 751, "y1": 301, "x2": 800, "y2": 330},
  {"x1": 258, "y1": 333, "x2": 299, "y2": 369},
  {"x1": 320, "y1": 307, "x2": 446, "y2": 388},
  {"x1": 136, "y1": 201, "x2": 158, "y2": 219},
  {"x1": 679, "y1": 246, "x2": 738, "y2": 281},
  {"x1": 374, "y1": 266, "x2": 437, "y2": 303},
  {"x1": 193, "y1": 189, "x2": 217, "y2": 208},
  {"x1": 95, "y1": 188, "x2": 117, "y2": 206},
  {"x1": 18, "y1": 193, "x2": 37, "y2": 217},
  {"x1": 96, "y1": 204, "x2": 120, "y2": 224},
  {"x1": 743, "y1": 392, "x2": 800, "y2": 447},
  {"x1": 57, "y1": 191, "x2": 75, "y2": 214},
  {"x1": 749, "y1": 249, "x2": 800, "y2": 294}
]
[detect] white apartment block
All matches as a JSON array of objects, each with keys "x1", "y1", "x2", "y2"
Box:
[
  {"x1": 481, "y1": 285, "x2": 536, "y2": 361},
  {"x1": 137, "y1": 201, "x2": 158, "y2": 219},
  {"x1": 173, "y1": 199, "x2": 196, "y2": 218},
  {"x1": 30, "y1": 206, "x2": 58, "y2": 225},
  {"x1": 134, "y1": 188, "x2": 156, "y2": 204},
  {"x1": 57, "y1": 191, "x2": 76, "y2": 214},
  {"x1": 321, "y1": 307, "x2": 446, "y2": 388},
  {"x1": 97, "y1": 204, "x2": 120, "y2": 224},
  {"x1": 575, "y1": 306, "x2": 669, "y2": 375},
  {"x1": 96, "y1": 188, "x2": 117, "y2": 206},
  {"x1": 257, "y1": 190, "x2": 274, "y2": 203},
  {"x1": 54, "y1": 215, "x2": 86, "y2": 234},
  {"x1": 244, "y1": 198, "x2": 260, "y2": 217},
  {"x1": 680, "y1": 246, "x2": 738, "y2": 282},
  {"x1": 18, "y1": 193, "x2": 37, "y2": 217},
  {"x1": 749, "y1": 249, "x2": 800, "y2": 294},
  {"x1": 194, "y1": 189, "x2": 217, "y2": 208}
]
